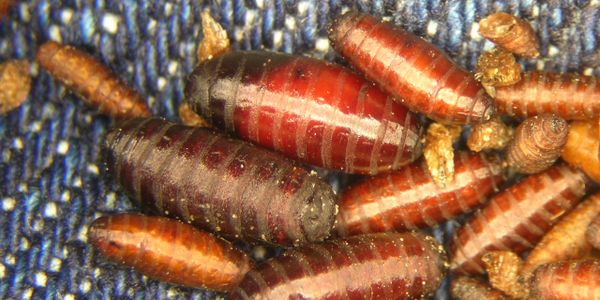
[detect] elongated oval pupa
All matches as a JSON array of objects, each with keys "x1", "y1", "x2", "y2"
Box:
[
  {"x1": 450, "y1": 164, "x2": 588, "y2": 274},
  {"x1": 36, "y1": 41, "x2": 151, "y2": 119},
  {"x1": 105, "y1": 118, "x2": 337, "y2": 246},
  {"x1": 229, "y1": 232, "x2": 447, "y2": 300},
  {"x1": 335, "y1": 152, "x2": 506, "y2": 237},
  {"x1": 522, "y1": 193, "x2": 600, "y2": 277},
  {"x1": 495, "y1": 72, "x2": 600, "y2": 120},
  {"x1": 328, "y1": 12, "x2": 495, "y2": 124},
  {"x1": 506, "y1": 114, "x2": 568, "y2": 174},
  {"x1": 89, "y1": 213, "x2": 253, "y2": 291},
  {"x1": 531, "y1": 259, "x2": 600, "y2": 300},
  {"x1": 184, "y1": 50, "x2": 423, "y2": 175}
]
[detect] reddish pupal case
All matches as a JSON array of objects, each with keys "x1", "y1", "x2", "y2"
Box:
[
  {"x1": 335, "y1": 152, "x2": 506, "y2": 237},
  {"x1": 184, "y1": 50, "x2": 423, "y2": 175},
  {"x1": 450, "y1": 164, "x2": 588, "y2": 275},
  {"x1": 229, "y1": 232, "x2": 447, "y2": 300},
  {"x1": 104, "y1": 118, "x2": 337, "y2": 247},
  {"x1": 495, "y1": 72, "x2": 600, "y2": 120},
  {"x1": 328, "y1": 12, "x2": 496, "y2": 124},
  {"x1": 531, "y1": 259, "x2": 600, "y2": 300},
  {"x1": 88, "y1": 214, "x2": 253, "y2": 291}
]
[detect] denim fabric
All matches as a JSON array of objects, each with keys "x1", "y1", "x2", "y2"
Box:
[{"x1": 0, "y1": 0, "x2": 598, "y2": 299}]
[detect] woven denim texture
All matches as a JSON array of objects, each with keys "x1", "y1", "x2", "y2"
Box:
[{"x1": 0, "y1": 0, "x2": 598, "y2": 299}]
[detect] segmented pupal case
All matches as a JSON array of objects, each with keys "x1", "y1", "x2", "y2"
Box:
[
  {"x1": 506, "y1": 114, "x2": 568, "y2": 174},
  {"x1": 88, "y1": 214, "x2": 253, "y2": 291},
  {"x1": 522, "y1": 193, "x2": 600, "y2": 277},
  {"x1": 328, "y1": 12, "x2": 495, "y2": 124},
  {"x1": 105, "y1": 118, "x2": 337, "y2": 246},
  {"x1": 229, "y1": 232, "x2": 447, "y2": 300},
  {"x1": 495, "y1": 72, "x2": 600, "y2": 120},
  {"x1": 531, "y1": 259, "x2": 600, "y2": 300},
  {"x1": 335, "y1": 152, "x2": 506, "y2": 237},
  {"x1": 184, "y1": 50, "x2": 423, "y2": 175},
  {"x1": 450, "y1": 164, "x2": 588, "y2": 275},
  {"x1": 36, "y1": 42, "x2": 151, "y2": 119},
  {"x1": 478, "y1": 12, "x2": 540, "y2": 58}
]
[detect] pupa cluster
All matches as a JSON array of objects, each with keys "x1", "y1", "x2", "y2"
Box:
[{"x1": 12, "y1": 6, "x2": 600, "y2": 300}]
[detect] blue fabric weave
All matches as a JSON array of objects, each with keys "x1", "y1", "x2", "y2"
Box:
[{"x1": 0, "y1": 0, "x2": 598, "y2": 298}]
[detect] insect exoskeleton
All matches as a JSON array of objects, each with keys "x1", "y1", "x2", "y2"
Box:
[
  {"x1": 335, "y1": 152, "x2": 505, "y2": 236},
  {"x1": 450, "y1": 164, "x2": 588, "y2": 274},
  {"x1": 36, "y1": 41, "x2": 151, "y2": 119},
  {"x1": 230, "y1": 232, "x2": 447, "y2": 299},
  {"x1": 184, "y1": 50, "x2": 423, "y2": 175},
  {"x1": 104, "y1": 118, "x2": 338, "y2": 246},
  {"x1": 495, "y1": 72, "x2": 600, "y2": 120},
  {"x1": 328, "y1": 12, "x2": 496, "y2": 124},
  {"x1": 88, "y1": 213, "x2": 253, "y2": 290}
]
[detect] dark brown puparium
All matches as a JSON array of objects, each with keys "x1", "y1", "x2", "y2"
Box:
[{"x1": 105, "y1": 118, "x2": 337, "y2": 246}]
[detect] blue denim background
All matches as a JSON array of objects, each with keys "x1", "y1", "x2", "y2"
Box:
[{"x1": 0, "y1": 0, "x2": 598, "y2": 298}]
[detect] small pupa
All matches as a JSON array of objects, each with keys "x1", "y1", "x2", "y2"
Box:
[
  {"x1": 506, "y1": 114, "x2": 568, "y2": 174},
  {"x1": 478, "y1": 12, "x2": 540, "y2": 58},
  {"x1": 36, "y1": 41, "x2": 151, "y2": 119},
  {"x1": 0, "y1": 60, "x2": 31, "y2": 114}
]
